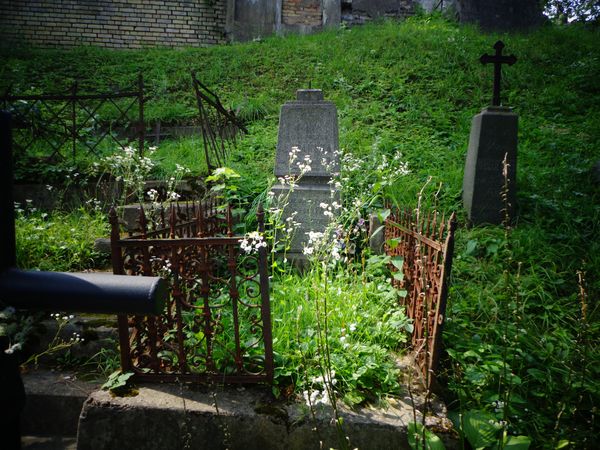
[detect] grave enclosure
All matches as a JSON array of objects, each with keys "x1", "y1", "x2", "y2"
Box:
[
  {"x1": 2, "y1": 81, "x2": 462, "y2": 446},
  {"x1": 0, "y1": 40, "x2": 522, "y2": 446}
]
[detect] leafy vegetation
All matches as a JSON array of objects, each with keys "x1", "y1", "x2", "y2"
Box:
[
  {"x1": 14, "y1": 204, "x2": 108, "y2": 272},
  {"x1": 2, "y1": 14, "x2": 599, "y2": 448}
]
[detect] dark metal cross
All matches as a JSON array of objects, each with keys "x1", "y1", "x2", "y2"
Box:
[{"x1": 480, "y1": 40, "x2": 517, "y2": 106}]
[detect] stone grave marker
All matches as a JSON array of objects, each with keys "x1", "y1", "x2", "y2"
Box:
[
  {"x1": 271, "y1": 89, "x2": 340, "y2": 264},
  {"x1": 463, "y1": 41, "x2": 518, "y2": 224}
]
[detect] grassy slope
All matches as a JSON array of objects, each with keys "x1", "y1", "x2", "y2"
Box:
[{"x1": 2, "y1": 15, "x2": 599, "y2": 446}]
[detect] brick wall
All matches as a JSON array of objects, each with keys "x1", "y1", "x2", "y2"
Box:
[
  {"x1": 0, "y1": 0, "x2": 227, "y2": 48},
  {"x1": 282, "y1": 0, "x2": 321, "y2": 27}
]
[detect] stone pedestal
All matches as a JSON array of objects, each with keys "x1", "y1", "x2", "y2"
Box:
[
  {"x1": 271, "y1": 89, "x2": 340, "y2": 263},
  {"x1": 462, "y1": 106, "x2": 518, "y2": 225}
]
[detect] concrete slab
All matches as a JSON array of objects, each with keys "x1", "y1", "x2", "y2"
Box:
[
  {"x1": 77, "y1": 383, "x2": 456, "y2": 449},
  {"x1": 22, "y1": 436, "x2": 77, "y2": 450},
  {"x1": 21, "y1": 370, "x2": 100, "y2": 437}
]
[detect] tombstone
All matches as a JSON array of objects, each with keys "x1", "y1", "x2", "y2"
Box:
[
  {"x1": 271, "y1": 89, "x2": 340, "y2": 264},
  {"x1": 463, "y1": 41, "x2": 518, "y2": 225}
]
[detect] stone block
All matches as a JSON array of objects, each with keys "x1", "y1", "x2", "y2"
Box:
[
  {"x1": 462, "y1": 106, "x2": 518, "y2": 224},
  {"x1": 271, "y1": 182, "x2": 339, "y2": 254},
  {"x1": 77, "y1": 383, "x2": 456, "y2": 449},
  {"x1": 323, "y1": 0, "x2": 341, "y2": 27},
  {"x1": 271, "y1": 89, "x2": 341, "y2": 264},
  {"x1": 274, "y1": 89, "x2": 339, "y2": 180}
]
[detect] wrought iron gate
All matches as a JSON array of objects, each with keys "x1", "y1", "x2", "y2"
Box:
[{"x1": 385, "y1": 208, "x2": 457, "y2": 387}]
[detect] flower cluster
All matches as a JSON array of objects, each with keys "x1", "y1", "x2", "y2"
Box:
[
  {"x1": 302, "y1": 231, "x2": 325, "y2": 256},
  {"x1": 297, "y1": 154, "x2": 312, "y2": 174},
  {"x1": 151, "y1": 256, "x2": 173, "y2": 278},
  {"x1": 51, "y1": 313, "x2": 75, "y2": 322},
  {"x1": 4, "y1": 342, "x2": 22, "y2": 355},
  {"x1": 302, "y1": 370, "x2": 338, "y2": 407},
  {"x1": 239, "y1": 231, "x2": 267, "y2": 254},
  {"x1": 319, "y1": 200, "x2": 342, "y2": 219},
  {"x1": 70, "y1": 332, "x2": 84, "y2": 344},
  {"x1": 97, "y1": 145, "x2": 155, "y2": 205}
]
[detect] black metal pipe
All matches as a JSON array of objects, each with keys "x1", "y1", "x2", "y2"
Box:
[
  {"x1": 0, "y1": 269, "x2": 167, "y2": 315},
  {"x1": 0, "y1": 111, "x2": 16, "y2": 272},
  {"x1": 0, "y1": 110, "x2": 167, "y2": 315}
]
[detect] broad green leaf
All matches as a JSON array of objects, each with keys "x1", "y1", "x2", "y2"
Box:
[
  {"x1": 371, "y1": 224, "x2": 385, "y2": 238},
  {"x1": 407, "y1": 422, "x2": 446, "y2": 450},
  {"x1": 504, "y1": 435, "x2": 531, "y2": 450},
  {"x1": 391, "y1": 256, "x2": 404, "y2": 270},
  {"x1": 463, "y1": 410, "x2": 501, "y2": 449},
  {"x1": 555, "y1": 440, "x2": 571, "y2": 449},
  {"x1": 465, "y1": 239, "x2": 478, "y2": 255},
  {"x1": 377, "y1": 208, "x2": 391, "y2": 222}
]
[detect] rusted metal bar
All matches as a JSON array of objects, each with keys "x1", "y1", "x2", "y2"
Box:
[
  {"x1": 71, "y1": 82, "x2": 77, "y2": 158},
  {"x1": 384, "y1": 206, "x2": 457, "y2": 389},
  {"x1": 115, "y1": 236, "x2": 246, "y2": 247},
  {"x1": 110, "y1": 198, "x2": 273, "y2": 384},
  {"x1": 0, "y1": 91, "x2": 142, "y2": 102},
  {"x1": 257, "y1": 203, "x2": 274, "y2": 381},
  {"x1": 386, "y1": 219, "x2": 444, "y2": 252},
  {"x1": 428, "y1": 212, "x2": 457, "y2": 374}
]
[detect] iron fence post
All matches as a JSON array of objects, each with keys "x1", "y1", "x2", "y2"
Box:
[{"x1": 257, "y1": 203, "x2": 274, "y2": 382}]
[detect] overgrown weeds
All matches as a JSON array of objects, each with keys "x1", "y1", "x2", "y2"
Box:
[{"x1": 3, "y1": 15, "x2": 599, "y2": 448}]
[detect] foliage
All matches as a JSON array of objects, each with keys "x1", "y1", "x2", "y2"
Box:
[
  {"x1": 543, "y1": 0, "x2": 600, "y2": 23},
  {"x1": 408, "y1": 422, "x2": 446, "y2": 450},
  {"x1": 102, "y1": 370, "x2": 137, "y2": 396},
  {"x1": 3, "y1": 15, "x2": 599, "y2": 447},
  {"x1": 14, "y1": 204, "x2": 108, "y2": 271}
]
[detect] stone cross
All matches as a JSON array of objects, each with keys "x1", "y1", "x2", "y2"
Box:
[{"x1": 480, "y1": 40, "x2": 517, "y2": 106}]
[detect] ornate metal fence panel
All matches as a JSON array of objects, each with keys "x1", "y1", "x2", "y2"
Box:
[
  {"x1": 191, "y1": 72, "x2": 247, "y2": 171},
  {"x1": 0, "y1": 75, "x2": 145, "y2": 164},
  {"x1": 110, "y1": 201, "x2": 273, "y2": 384},
  {"x1": 385, "y1": 208, "x2": 457, "y2": 387}
]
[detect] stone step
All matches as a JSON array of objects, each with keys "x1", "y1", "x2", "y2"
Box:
[
  {"x1": 20, "y1": 369, "x2": 457, "y2": 449},
  {"x1": 77, "y1": 383, "x2": 457, "y2": 450},
  {"x1": 21, "y1": 370, "x2": 100, "y2": 438},
  {"x1": 21, "y1": 436, "x2": 77, "y2": 450}
]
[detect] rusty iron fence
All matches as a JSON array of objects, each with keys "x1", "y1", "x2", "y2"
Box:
[
  {"x1": 109, "y1": 200, "x2": 273, "y2": 384},
  {"x1": 0, "y1": 75, "x2": 145, "y2": 163},
  {"x1": 385, "y1": 207, "x2": 457, "y2": 387},
  {"x1": 191, "y1": 72, "x2": 247, "y2": 171}
]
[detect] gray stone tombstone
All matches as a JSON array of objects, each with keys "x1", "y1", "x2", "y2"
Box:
[
  {"x1": 462, "y1": 106, "x2": 518, "y2": 224},
  {"x1": 271, "y1": 89, "x2": 340, "y2": 264}
]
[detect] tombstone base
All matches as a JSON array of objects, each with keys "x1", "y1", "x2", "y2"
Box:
[
  {"x1": 462, "y1": 106, "x2": 518, "y2": 225},
  {"x1": 271, "y1": 183, "x2": 339, "y2": 266}
]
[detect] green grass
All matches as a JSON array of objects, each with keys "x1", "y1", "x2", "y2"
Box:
[
  {"x1": 14, "y1": 206, "x2": 109, "y2": 271},
  {"x1": 3, "y1": 15, "x2": 600, "y2": 448}
]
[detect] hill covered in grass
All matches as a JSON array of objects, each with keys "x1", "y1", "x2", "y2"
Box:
[{"x1": 2, "y1": 15, "x2": 599, "y2": 447}]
